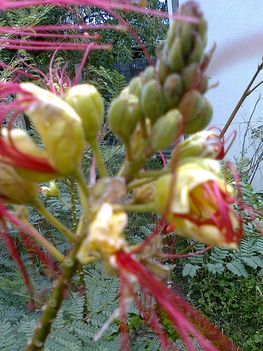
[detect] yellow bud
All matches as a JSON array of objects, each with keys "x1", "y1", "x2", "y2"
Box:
[
  {"x1": 150, "y1": 109, "x2": 182, "y2": 151},
  {"x1": 0, "y1": 164, "x2": 37, "y2": 204},
  {"x1": 154, "y1": 159, "x2": 239, "y2": 248},
  {"x1": 108, "y1": 93, "x2": 142, "y2": 145},
  {"x1": 167, "y1": 38, "x2": 184, "y2": 72},
  {"x1": 1, "y1": 128, "x2": 58, "y2": 182},
  {"x1": 21, "y1": 83, "x2": 85, "y2": 175},
  {"x1": 64, "y1": 84, "x2": 104, "y2": 143},
  {"x1": 41, "y1": 181, "x2": 59, "y2": 197},
  {"x1": 141, "y1": 79, "x2": 166, "y2": 122},
  {"x1": 163, "y1": 74, "x2": 183, "y2": 108}
]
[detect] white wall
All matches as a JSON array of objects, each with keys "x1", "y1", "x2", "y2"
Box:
[{"x1": 181, "y1": 0, "x2": 263, "y2": 191}]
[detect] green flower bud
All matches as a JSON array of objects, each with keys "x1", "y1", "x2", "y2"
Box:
[
  {"x1": 172, "y1": 131, "x2": 222, "y2": 161},
  {"x1": 156, "y1": 58, "x2": 172, "y2": 84},
  {"x1": 141, "y1": 79, "x2": 166, "y2": 123},
  {"x1": 179, "y1": 90, "x2": 205, "y2": 124},
  {"x1": 108, "y1": 93, "x2": 142, "y2": 144},
  {"x1": 64, "y1": 84, "x2": 104, "y2": 144},
  {"x1": 21, "y1": 83, "x2": 85, "y2": 175},
  {"x1": 142, "y1": 66, "x2": 156, "y2": 83},
  {"x1": 163, "y1": 74, "x2": 183, "y2": 108},
  {"x1": 184, "y1": 98, "x2": 212, "y2": 134},
  {"x1": 151, "y1": 109, "x2": 182, "y2": 151},
  {"x1": 129, "y1": 76, "x2": 143, "y2": 98},
  {"x1": 0, "y1": 164, "x2": 37, "y2": 204},
  {"x1": 180, "y1": 22, "x2": 193, "y2": 56},
  {"x1": 154, "y1": 173, "x2": 172, "y2": 214},
  {"x1": 167, "y1": 37, "x2": 184, "y2": 72},
  {"x1": 188, "y1": 35, "x2": 204, "y2": 65},
  {"x1": 181, "y1": 63, "x2": 201, "y2": 90}
]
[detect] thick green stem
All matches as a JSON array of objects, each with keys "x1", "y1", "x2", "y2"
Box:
[
  {"x1": 127, "y1": 177, "x2": 155, "y2": 191},
  {"x1": 34, "y1": 199, "x2": 77, "y2": 243},
  {"x1": 90, "y1": 140, "x2": 107, "y2": 177},
  {"x1": 136, "y1": 168, "x2": 170, "y2": 179},
  {"x1": 122, "y1": 202, "x2": 156, "y2": 213},
  {"x1": 26, "y1": 219, "x2": 87, "y2": 351},
  {"x1": 24, "y1": 220, "x2": 64, "y2": 263},
  {"x1": 118, "y1": 154, "x2": 147, "y2": 183}
]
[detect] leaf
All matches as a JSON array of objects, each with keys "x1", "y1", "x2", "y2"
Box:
[
  {"x1": 182, "y1": 264, "x2": 200, "y2": 277},
  {"x1": 226, "y1": 261, "x2": 248, "y2": 277},
  {"x1": 242, "y1": 256, "x2": 263, "y2": 269},
  {"x1": 207, "y1": 263, "x2": 225, "y2": 275}
]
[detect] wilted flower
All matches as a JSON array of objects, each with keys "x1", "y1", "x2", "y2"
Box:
[
  {"x1": 77, "y1": 203, "x2": 128, "y2": 265},
  {"x1": 154, "y1": 158, "x2": 242, "y2": 248}
]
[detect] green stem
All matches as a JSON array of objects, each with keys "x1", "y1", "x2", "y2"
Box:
[
  {"x1": 26, "y1": 218, "x2": 87, "y2": 351},
  {"x1": 136, "y1": 168, "x2": 170, "y2": 179},
  {"x1": 127, "y1": 177, "x2": 155, "y2": 191},
  {"x1": 118, "y1": 154, "x2": 147, "y2": 183},
  {"x1": 24, "y1": 220, "x2": 64, "y2": 263},
  {"x1": 69, "y1": 179, "x2": 78, "y2": 231},
  {"x1": 74, "y1": 172, "x2": 90, "y2": 219},
  {"x1": 122, "y1": 202, "x2": 156, "y2": 213},
  {"x1": 90, "y1": 140, "x2": 107, "y2": 177},
  {"x1": 34, "y1": 199, "x2": 77, "y2": 243}
]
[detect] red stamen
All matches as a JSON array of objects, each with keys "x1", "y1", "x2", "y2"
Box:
[{"x1": 116, "y1": 251, "x2": 240, "y2": 351}]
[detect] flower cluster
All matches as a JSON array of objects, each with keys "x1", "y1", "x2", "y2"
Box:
[{"x1": 0, "y1": 1, "x2": 244, "y2": 351}]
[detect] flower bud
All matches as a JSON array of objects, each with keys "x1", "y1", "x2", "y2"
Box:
[
  {"x1": 184, "y1": 98, "x2": 212, "y2": 134},
  {"x1": 167, "y1": 38, "x2": 184, "y2": 72},
  {"x1": 141, "y1": 79, "x2": 166, "y2": 122},
  {"x1": 181, "y1": 63, "x2": 201, "y2": 91},
  {"x1": 154, "y1": 159, "x2": 241, "y2": 248},
  {"x1": 129, "y1": 76, "x2": 143, "y2": 98},
  {"x1": 20, "y1": 83, "x2": 85, "y2": 175},
  {"x1": 150, "y1": 109, "x2": 182, "y2": 151},
  {"x1": 179, "y1": 90, "x2": 205, "y2": 124},
  {"x1": 108, "y1": 93, "x2": 142, "y2": 144},
  {"x1": 1, "y1": 128, "x2": 58, "y2": 182},
  {"x1": 142, "y1": 66, "x2": 156, "y2": 83},
  {"x1": 163, "y1": 74, "x2": 183, "y2": 108},
  {"x1": 156, "y1": 58, "x2": 172, "y2": 84},
  {"x1": 188, "y1": 35, "x2": 204, "y2": 65},
  {"x1": 40, "y1": 181, "x2": 59, "y2": 197},
  {"x1": 64, "y1": 84, "x2": 104, "y2": 144},
  {"x1": 172, "y1": 131, "x2": 223, "y2": 161},
  {"x1": 0, "y1": 164, "x2": 37, "y2": 204},
  {"x1": 180, "y1": 22, "x2": 193, "y2": 56}
]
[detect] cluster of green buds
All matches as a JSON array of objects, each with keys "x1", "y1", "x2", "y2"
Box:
[{"x1": 108, "y1": 1, "x2": 212, "y2": 162}]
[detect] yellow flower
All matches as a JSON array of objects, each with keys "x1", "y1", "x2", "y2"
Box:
[
  {"x1": 77, "y1": 203, "x2": 127, "y2": 264},
  {"x1": 154, "y1": 158, "x2": 242, "y2": 248}
]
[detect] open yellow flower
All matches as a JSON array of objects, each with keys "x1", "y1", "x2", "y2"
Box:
[{"x1": 154, "y1": 158, "x2": 242, "y2": 248}]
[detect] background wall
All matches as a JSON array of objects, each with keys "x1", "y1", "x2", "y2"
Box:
[{"x1": 180, "y1": 0, "x2": 263, "y2": 191}]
